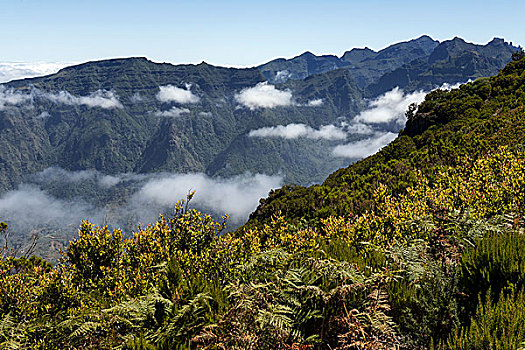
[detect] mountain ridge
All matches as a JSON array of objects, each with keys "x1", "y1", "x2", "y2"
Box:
[
  {"x1": 0, "y1": 36, "x2": 520, "y2": 247},
  {"x1": 247, "y1": 52, "x2": 525, "y2": 226}
]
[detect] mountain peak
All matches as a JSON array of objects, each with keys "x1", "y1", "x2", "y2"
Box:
[
  {"x1": 298, "y1": 51, "x2": 316, "y2": 58},
  {"x1": 451, "y1": 36, "x2": 468, "y2": 44},
  {"x1": 414, "y1": 34, "x2": 436, "y2": 42},
  {"x1": 340, "y1": 47, "x2": 377, "y2": 63},
  {"x1": 488, "y1": 37, "x2": 506, "y2": 45}
]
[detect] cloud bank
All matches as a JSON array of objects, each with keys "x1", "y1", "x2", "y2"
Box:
[
  {"x1": 274, "y1": 70, "x2": 292, "y2": 83},
  {"x1": 157, "y1": 85, "x2": 200, "y2": 104},
  {"x1": 31, "y1": 167, "x2": 127, "y2": 189},
  {"x1": 0, "y1": 169, "x2": 282, "y2": 244},
  {"x1": 249, "y1": 123, "x2": 346, "y2": 140},
  {"x1": 133, "y1": 173, "x2": 282, "y2": 222},
  {"x1": 0, "y1": 86, "x2": 33, "y2": 110},
  {"x1": 354, "y1": 87, "x2": 427, "y2": 125},
  {"x1": 344, "y1": 122, "x2": 374, "y2": 135},
  {"x1": 235, "y1": 82, "x2": 293, "y2": 109},
  {"x1": 0, "y1": 86, "x2": 123, "y2": 110},
  {"x1": 0, "y1": 62, "x2": 71, "y2": 83},
  {"x1": 42, "y1": 90, "x2": 123, "y2": 109},
  {"x1": 0, "y1": 184, "x2": 102, "y2": 235},
  {"x1": 328, "y1": 87, "x2": 427, "y2": 159},
  {"x1": 307, "y1": 98, "x2": 323, "y2": 107},
  {"x1": 439, "y1": 81, "x2": 468, "y2": 91},
  {"x1": 332, "y1": 132, "x2": 398, "y2": 159}
]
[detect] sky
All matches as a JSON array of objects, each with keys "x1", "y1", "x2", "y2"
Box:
[{"x1": 0, "y1": 0, "x2": 524, "y2": 68}]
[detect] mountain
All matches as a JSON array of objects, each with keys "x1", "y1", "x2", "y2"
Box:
[
  {"x1": 0, "y1": 36, "x2": 516, "y2": 192},
  {"x1": 367, "y1": 37, "x2": 518, "y2": 95},
  {"x1": 0, "y1": 36, "x2": 519, "y2": 257},
  {"x1": 3, "y1": 54, "x2": 525, "y2": 350},
  {"x1": 247, "y1": 51, "x2": 525, "y2": 226},
  {"x1": 259, "y1": 35, "x2": 439, "y2": 86},
  {"x1": 258, "y1": 51, "x2": 346, "y2": 83},
  {"x1": 0, "y1": 58, "x2": 366, "y2": 192}
]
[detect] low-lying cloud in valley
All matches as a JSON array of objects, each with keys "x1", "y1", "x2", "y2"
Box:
[
  {"x1": 249, "y1": 123, "x2": 347, "y2": 140},
  {"x1": 31, "y1": 167, "x2": 128, "y2": 189},
  {"x1": 354, "y1": 87, "x2": 427, "y2": 125},
  {"x1": 157, "y1": 84, "x2": 200, "y2": 104},
  {"x1": 0, "y1": 86, "x2": 123, "y2": 110},
  {"x1": 154, "y1": 106, "x2": 191, "y2": 118},
  {"x1": 274, "y1": 70, "x2": 292, "y2": 83},
  {"x1": 307, "y1": 98, "x2": 323, "y2": 107},
  {"x1": 0, "y1": 86, "x2": 33, "y2": 110},
  {"x1": 0, "y1": 169, "x2": 282, "y2": 247},
  {"x1": 134, "y1": 173, "x2": 282, "y2": 222},
  {"x1": 0, "y1": 185, "x2": 103, "y2": 235},
  {"x1": 332, "y1": 132, "x2": 398, "y2": 158},
  {"x1": 235, "y1": 82, "x2": 293, "y2": 109},
  {"x1": 41, "y1": 89, "x2": 123, "y2": 109}
]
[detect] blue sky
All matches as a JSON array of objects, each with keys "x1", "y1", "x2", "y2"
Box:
[{"x1": 1, "y1": 0, "x2": 524, "y2": 66}]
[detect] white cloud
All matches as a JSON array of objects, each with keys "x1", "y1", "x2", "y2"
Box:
[
  {"x1": 0, "y1": 86, "x2": 123, "y2": 110},
  {"x1": 307, "y1": 98, "x2": 324, "y2": 107},
  {"x1": 0, "y1": 184, "x2": 102, "y2": 234},
  {"x1": 35, "y1": 111, "x2": 50, "y2": 119},
  {"x1": 130, "y1": 93, "x2": 145, "y2": 103},
  {"x1": 249, "y1": 123, "x2": 347, "y2": 140},
  {"x1": 332, "y1": 132, "x2": 397, "y2": 158},
  {"x1": 157, "y1": 84, "x2": 200, "y2": 104},
  {"x1": 2, "y1": 168, "x2": 281, "y2": 237},
  {"x1": 0, "y1": 86, "x2": 33, "y2": 110},
  {"x1": 0, "y1": 62, "x2": 71, "y2": 83},
  {"x1": 274, "y1": 70, "x2": 292, "y2": 83},
  {"x1": 235, "y1": 82, "x2": 293, "y2": 109},
  {"x1": 344, "y1": 122, "x2": 374, "y2": 135},
  {"x1": 154, "y1": 106, "x2": 190, "y2": 118},
  {"x1": 199, "y1": 111, "x2": 212, "y2": 117},
  {"x1": 355, "y1": 87, "x2": 427, "y2": 125},
  {"x1": 32, "y1": 167, "x2": 124, "y2": 188},
  {"x1": 99, "y1": 175, "x2": 121, "y2": 188},
  {"x1": 43, "y1": 89, "x2": 123, "y2": 109},
  {"x1": 439, "y1": 81, "x2": 469, "y2": 91},
  {"x1": 133, "y1": 173, "x2": 282, "y2": 222}
]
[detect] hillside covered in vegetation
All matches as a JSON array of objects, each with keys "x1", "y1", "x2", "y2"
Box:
[
  {"x1": 0, "y1": 36, "x2": 518, "y2": 261},
  {"x1": 0, "y1": 36, "x2": 517, "y2": 191},
  {"x1": 1, "y1": 54, "x2": 525, "y2": 349},
  {"x1": 249, "y1": 50, "x2": 525, "y2": 227}
]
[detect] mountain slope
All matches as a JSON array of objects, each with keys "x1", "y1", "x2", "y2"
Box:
[
  {"x1": 248, "y1": 52, "x2": 525, "y2": 226},
  {"x1": 2, "y1": 58, "x2": 358, "y2": 190},
  {"x1": 259, "y1": 35, "x2": 439, "y2": 86},
  {"x1": 3, "y1": 55, "x2": 525, "y2": 350},
  {"x1": 367, "y1": 37, "x2": 518, "y2": 95},
  {"x1": 0, "y1": 37, "x2": 518, "y2": 219}
]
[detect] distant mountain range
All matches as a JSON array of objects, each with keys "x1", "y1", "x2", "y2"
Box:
[
  {"x1": 0, "y1": 36, "x2": 518, "y2": 189},
  {"x1": 0, "y1": 36, "x2": 520, "y2": 254},
  {"x1": 259, "y1": 35, "x2": 439, "y2": 87}
]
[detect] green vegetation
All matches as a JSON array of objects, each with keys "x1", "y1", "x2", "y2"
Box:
[
  {"x1": 0, "y1": 36, "x2": 517, "y2": 193},
  {"x1": 1, "y1": 55, "x2": 525, "y2": 349},
  {"x1": 249, "y1": 48, "x2": 525, "y2": 226},
  {"x1": 0, "y1": 36, "x2": 517, "y2": 257},
  {"x1": 1, "y1": 145, "x2": 524, "y2": 348}
]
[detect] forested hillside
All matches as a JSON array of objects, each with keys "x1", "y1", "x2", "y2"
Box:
[
  {"x1": 1, "y1": 52, "x2": 524, "y2": 349},
  {"x1": 0, "y1": 36, "x2": 517, "y2": 191},
  {"x1": 0, "y1": 36, "x2": 518, "y2": 259},
  {"x1": 249, "y1": 50, "x2": 525, "y2": 226}
]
